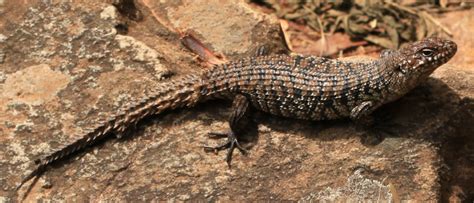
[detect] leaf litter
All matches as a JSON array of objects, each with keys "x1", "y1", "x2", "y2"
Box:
[{"x1": 250, "y1": 0, "x2": 472, "y2": 57}]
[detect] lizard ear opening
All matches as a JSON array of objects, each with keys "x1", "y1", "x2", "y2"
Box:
[{"x1": 396, "y1": 64, "x2": 409, "y2": 74}]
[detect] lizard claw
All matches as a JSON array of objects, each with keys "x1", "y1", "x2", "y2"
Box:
[
  {"x1": 203, "y1": 131, "x2": 247, "y2": 167},
  {"x1": 207, "y1": 132, "x2": 230, "y2": 139}
]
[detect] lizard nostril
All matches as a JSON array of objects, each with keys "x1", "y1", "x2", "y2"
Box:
[
  {"x1": 443, "y1": 41, "x2": 457, "y2": 58},
  {"x1": 448, "y1": 41, "x2": 457, "y2": 52}
]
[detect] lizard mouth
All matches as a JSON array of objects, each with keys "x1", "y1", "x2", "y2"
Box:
[{"x1": 442, "y1": 40, "x2": 457, "y2": 63}]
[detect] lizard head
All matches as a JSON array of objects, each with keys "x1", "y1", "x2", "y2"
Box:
[
  {"x1": 380, "y1": 37, "x2": 457, "y2": 103},
  {"x1": 396, "y1": 37, "x2": 457, "y2": 76}
]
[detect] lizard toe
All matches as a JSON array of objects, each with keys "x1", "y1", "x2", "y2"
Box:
[{"x1": 203, "y1": 131, "x2": 247, "y2": 167}]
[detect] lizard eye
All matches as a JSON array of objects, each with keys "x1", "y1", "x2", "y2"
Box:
[{"x1": 421, "y1": 48, "x2": 434, "y2": 57}]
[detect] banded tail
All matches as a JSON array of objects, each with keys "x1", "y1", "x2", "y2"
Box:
[{"x1": 16, "y1": 74, "x2": 203, "y2": 191}]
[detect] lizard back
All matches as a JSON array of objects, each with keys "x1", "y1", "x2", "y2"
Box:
[{"x1": 200, "y1": 54, "x2": 392, "y2": 120}]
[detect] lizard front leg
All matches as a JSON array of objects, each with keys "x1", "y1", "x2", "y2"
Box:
[
  {"x1": 204, "y1": 94, "x2": 250, "y2": 167},
  {"x1": 350, "y1": 101, "x2": 376, "y2": 126},
  {"x1": 350, "y1": 101, "x2": 384, "y2": 145}
]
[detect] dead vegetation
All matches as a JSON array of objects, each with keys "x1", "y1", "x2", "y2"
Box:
[{"x1": 250, "y1": 0, "x2": 471, "y2": 56}]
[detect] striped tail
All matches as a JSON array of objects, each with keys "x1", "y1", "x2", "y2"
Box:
[{"x1": 16, "y1": 74, "x2": 203, "y2": 191}]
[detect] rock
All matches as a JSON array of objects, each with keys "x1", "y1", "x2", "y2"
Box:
[
  {"x1": 1, "y1": 64, "x2": 70, "y2": 106},
  {"x1": 114, "y1": 34, "x2": 170, "y2": 78},
  {"x1": 100, "y1": 5, "x2": 118, "y2": 20}
]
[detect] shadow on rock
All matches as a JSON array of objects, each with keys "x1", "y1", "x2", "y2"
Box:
[{"x1": 437, "y1": 98, "x2": 474, "y2": 202}]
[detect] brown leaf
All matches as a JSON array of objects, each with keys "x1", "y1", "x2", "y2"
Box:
[
  {"x1": 386, "y1": 25, "x2": 400, "y2": 48},
  {"x1": 416, "y1": 19, "x2": 427, "y2": 40},
  {"x1": 294, "y1": 33, "x2": 367, "y2": 56},
  {"x1": 365, "y1": 34, "x2": 397, "y2": 49}
]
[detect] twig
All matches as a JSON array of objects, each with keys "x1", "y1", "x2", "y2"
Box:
[
  {"x1": 385, "y1": 1, "x2": 453, "y2": 37},
  {"x1": 303, "y1": 5, "x2": 327, "y2": 56},
  {"x1": 385, "y1": 1, "x2": 417, "y2": 15},
  {"x1": 420, "y1": 11, "x2": 453, "y2": 36}
]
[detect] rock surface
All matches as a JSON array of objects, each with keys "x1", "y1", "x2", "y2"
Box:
[{"x1": 0, "y1": 1, "x2": 472, "y2": 202}]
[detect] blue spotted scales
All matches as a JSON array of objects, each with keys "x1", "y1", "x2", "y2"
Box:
[{"x1": 16, "y1": 37, "x2": 457, "y2": 191}]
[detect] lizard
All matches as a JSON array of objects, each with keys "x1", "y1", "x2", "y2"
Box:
[{"x1": 15, "y1": 37, "x2": 457, "y2": 191}]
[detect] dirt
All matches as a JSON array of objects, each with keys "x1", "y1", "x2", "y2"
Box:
[{"x1": 0, "y1": 1, "x2": 472, "y2": 202}]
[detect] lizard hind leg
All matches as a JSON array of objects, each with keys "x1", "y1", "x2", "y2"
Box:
[{"x1": 203, "y1": 94, "x2": 251, "y2": 167}]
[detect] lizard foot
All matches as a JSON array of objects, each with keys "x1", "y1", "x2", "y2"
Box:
[{"x1": 203, "y1": 131, "x2": 247, "y2": 167}]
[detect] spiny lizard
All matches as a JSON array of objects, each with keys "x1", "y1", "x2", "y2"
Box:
[{"x1": 15, "y1": 37, "x2": 457, "y2": 191}]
